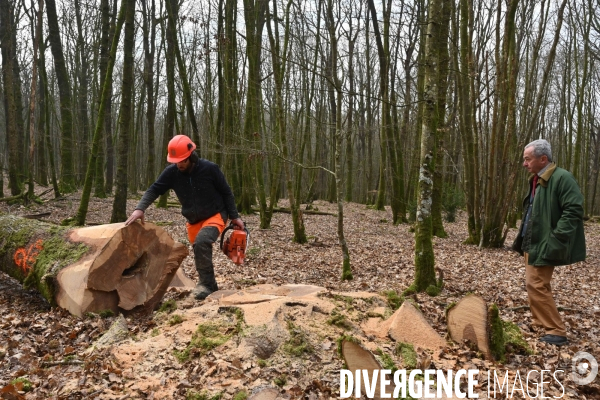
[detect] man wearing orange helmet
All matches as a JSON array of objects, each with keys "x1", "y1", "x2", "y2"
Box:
[{"x1": 125, "y1": 135, "x2": 244, "y2": 300}]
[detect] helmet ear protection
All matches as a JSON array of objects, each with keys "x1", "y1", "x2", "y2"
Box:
[
  {"x1": 167, "y1": 135, "x2": 197, "y2": 163},
  {"x1": 188, "y1": 151, "x2": 199, "y2": 164}
]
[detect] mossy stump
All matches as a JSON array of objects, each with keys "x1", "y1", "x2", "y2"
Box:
[{"x1": 0, "y1": 216, "x2": 188, "y2": 316}]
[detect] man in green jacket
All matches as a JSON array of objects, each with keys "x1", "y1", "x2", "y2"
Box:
[{"x1": 513, "y1": 139, "x2": 586, "y2": 346}]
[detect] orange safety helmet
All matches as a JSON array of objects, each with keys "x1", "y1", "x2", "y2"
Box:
[{"x1": 167, "y1": 135, "x2": 197, "y2": 163}]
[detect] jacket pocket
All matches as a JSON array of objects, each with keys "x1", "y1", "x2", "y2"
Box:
[{"x1": 542, "y1": 231, "x2": 570, "y2": 263}]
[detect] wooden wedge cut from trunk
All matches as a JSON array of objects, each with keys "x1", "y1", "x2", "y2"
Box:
[
  {"x1": 446, "y1": 294, "x2": 505, "y2": 360},
  {"x1": 0, "y1": 215, "x2": 188, "y2": 316},
  {"x1": 341, "y1": 340, "x2": 394, "y2": 399}
]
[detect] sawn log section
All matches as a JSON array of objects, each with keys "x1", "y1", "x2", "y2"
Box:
[{"x1": 0, "y1": 215, "x2": 188, "y2": 316}]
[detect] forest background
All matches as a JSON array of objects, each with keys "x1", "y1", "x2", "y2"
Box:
[{"x1": 0, "y1": 0, "x2": 599, "y2": 288}]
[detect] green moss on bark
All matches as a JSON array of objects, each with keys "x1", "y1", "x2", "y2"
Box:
[
  {"x1": 0, "y1": 216, "x2": 89, "y2": 304},
  {"x1": 503, "y1": 320, "x2": 533, "y2": 355},
  {"x1": 24, "y1": 234, "x2": 89, "y2": 303},
  {"x1": 488, "y1": 304, "x2": 505, "y2": 362}
]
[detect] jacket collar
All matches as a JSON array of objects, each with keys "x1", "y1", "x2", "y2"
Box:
[{"x1": 529, "y1": 163, "x2": 556, "y2": 188}]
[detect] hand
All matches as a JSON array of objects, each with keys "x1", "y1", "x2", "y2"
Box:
[
  {"x1": 125, "y1": 209, "x2": 145, "y2": 226},
  {"x1": 231, "y1": 218, "x2": 245, "y2": 230}
]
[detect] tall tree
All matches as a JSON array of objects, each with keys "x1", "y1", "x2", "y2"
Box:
[
  {"x1": 0, "y1": 0, "x2": 21, "y2": 196},
  {"x1": 165, "y1": 0, "x2": 200, "y2": 147},
  {"x1": 455, "y1": 0, "x2": 480, "y2": 244},
  {"x1": 413, "y1": 0, "x2": 451, "y2": 292},
  {"x1": 267, "y1": 0, "x2": 307, "y2": 244},
  {"x1": 141, "y1": 0, "x2": 157, "y2": 187},
  {"x1": 368, "y1": 0, "x2": 391, "y2": 213},
  {"x1": 94, "y1": 0, "x2": 112, "y2": 198},
  {"x1": 110, "y1": 0, "x2": 136, "y2": 222},
  {"x1": 74, "y1": 0, "x2": 90, "y2": 185},
  {"x1": 158, "y1": 0, "x2": 178, "y2": 208},
  {"x1": 26, "y1": 0, "x2": 44, "y2": 202},
  {"x1": 243, "y1": 0, "x2": 268, "y2": 223},
  {"x1": 72, "y1": 0, "x2": 126, "y2": 225},
  {"x1": 46, "y1": 0, "x2": 76, "y2": 192},
  {"x1": 326, "y1": 0, "x2": 352, "y2": 280}
]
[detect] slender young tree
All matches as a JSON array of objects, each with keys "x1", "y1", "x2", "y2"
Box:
[{"x1": 326, "y1": 0, "x2": 352, "y2": 280}]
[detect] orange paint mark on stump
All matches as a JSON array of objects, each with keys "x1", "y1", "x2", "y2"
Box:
[{"x1": 13, "y1": 239, "x2": 43, "y2": 276}]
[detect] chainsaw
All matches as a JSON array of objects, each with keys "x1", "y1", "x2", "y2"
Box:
[{"x1": 220, "y1": 223, "x2": 250, "y2": 265}]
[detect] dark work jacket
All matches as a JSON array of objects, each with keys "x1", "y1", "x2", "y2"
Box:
[
  {"x1": 136, "y1": 159, "x2": 240, "y2": 224},
  {"x1": 512, "y1": 163, "x2": 586, "y2": 266}
]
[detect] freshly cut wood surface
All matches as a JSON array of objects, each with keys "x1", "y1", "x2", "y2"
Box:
[
  {"x1": 341, "y1": 340, "x2": 393, "y2": 399},
  {"x1": 0, "y1": 216, "x2": 187, "y2": 316},
  {"x1": 388, "y1": 301, "x2": 447, "y2": 351},
  {"x1": 446, "y1": 294, "x2": 491, "y2": 359},
  {"x1": 57, "y1": 222, "x2": 188, "y2": 315}
]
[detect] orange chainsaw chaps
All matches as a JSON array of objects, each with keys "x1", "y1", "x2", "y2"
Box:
[{"x1": 222, "y1": 229, "x2": 248, "y2": 265}]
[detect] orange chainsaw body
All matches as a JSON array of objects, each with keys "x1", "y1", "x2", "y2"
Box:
[{"x1": 220, "y1": 226, "x2": 249, "y2": 265}]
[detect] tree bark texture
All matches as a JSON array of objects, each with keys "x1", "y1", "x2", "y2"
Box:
[
  {"x1": 46, "y1": 0, "x2": 76, "y2": 192},
  {"x1": 111, "y1": 0, "x2": 136, "y2": 223},
  {"x1": 75, "y1": 0, "x2": 126, "y2": 226},
  {"x1": 0, "y1": 0, "x2": 22, "y2": 196},
  {"x1": 414, "y1": 0, "x2": 451, "y2": 291}
]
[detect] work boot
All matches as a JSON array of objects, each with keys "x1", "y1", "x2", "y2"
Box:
[
  {"x1": 539, "y1": 334, "x2": 568, "y2": 346},
  {"x1": 192, "y1": 226, "x2": 220, "y2": 300},
  {"x1": 192, "y1": 283, "x2": 218, "y2": 300}
]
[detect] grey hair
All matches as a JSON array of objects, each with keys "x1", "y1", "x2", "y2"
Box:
[{"x1": 525, "y1": 139, "x2": 552, "y2": 162}]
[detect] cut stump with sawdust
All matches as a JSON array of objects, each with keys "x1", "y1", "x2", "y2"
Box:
[{"x1": 0, "y1": 215, "x2": 188, "y2": 316}]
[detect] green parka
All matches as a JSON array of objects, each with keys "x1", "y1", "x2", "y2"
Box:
[{"x1": 512, "y1": 163, "x2": 586, "y2": 266}]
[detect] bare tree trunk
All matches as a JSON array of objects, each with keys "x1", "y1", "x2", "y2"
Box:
[
  {"x1": 165, "y1": 0, "x2": 200, "y2": 148},
  {"x1": 326, "y1": 0, "x2": 352, "y2": 280},
  {"x1": 46, "y1": 0, "x2": 76, "y2": 192},
  {"x1": 71, "y1": 0, "x2": 126, "y2": 226},
  {"x1": 0, "y1": 0, "x2": 22, "y2": 196},
  {"x1": 74, "y1": 0, "x2": 90, "y2": 187},
  {"x1": 413, "y1": 0, "x2": 451, "y2": 292},
  {"x1": 38, "y1": 31, "x2": 60, "y2": 198},
  {"x1": 243, "y1": 0, "x2": 268, "y2": 223},
  {"x1": 267, "y1": 0, "x2": 307, "y2": 244},
  {"x1": 158, "y1": 0, "x2": 178, "y2": 209},
  {"x1": 141, "y1": 0, "x2": 156, "y2": 188},
  {"x1": 110, "y1": 0, "x2": 136, "y2": 223},
  {"x1": 93, "y1": 0, "x2": 110, "y2": 198},
  {"x1": 26, "y1": 0, "x2": 44, "y2": 202}
]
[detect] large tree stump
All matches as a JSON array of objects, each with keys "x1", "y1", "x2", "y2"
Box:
[{"x1": 0, "y1": 215, "x2": 188, "y2": 316}]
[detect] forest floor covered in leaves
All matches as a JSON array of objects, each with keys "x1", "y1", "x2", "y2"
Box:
[{"x1": 0, "y1": 187, "x2": 599, "y2": 399}]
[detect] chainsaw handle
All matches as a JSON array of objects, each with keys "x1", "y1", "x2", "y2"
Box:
[{"x1": 220, "y1": 222, "x2": 250, "y2": 250}]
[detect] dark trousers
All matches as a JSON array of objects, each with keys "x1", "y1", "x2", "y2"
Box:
[{"x1": 193, "y1": 226, "x2": 220, "y2": 290}]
